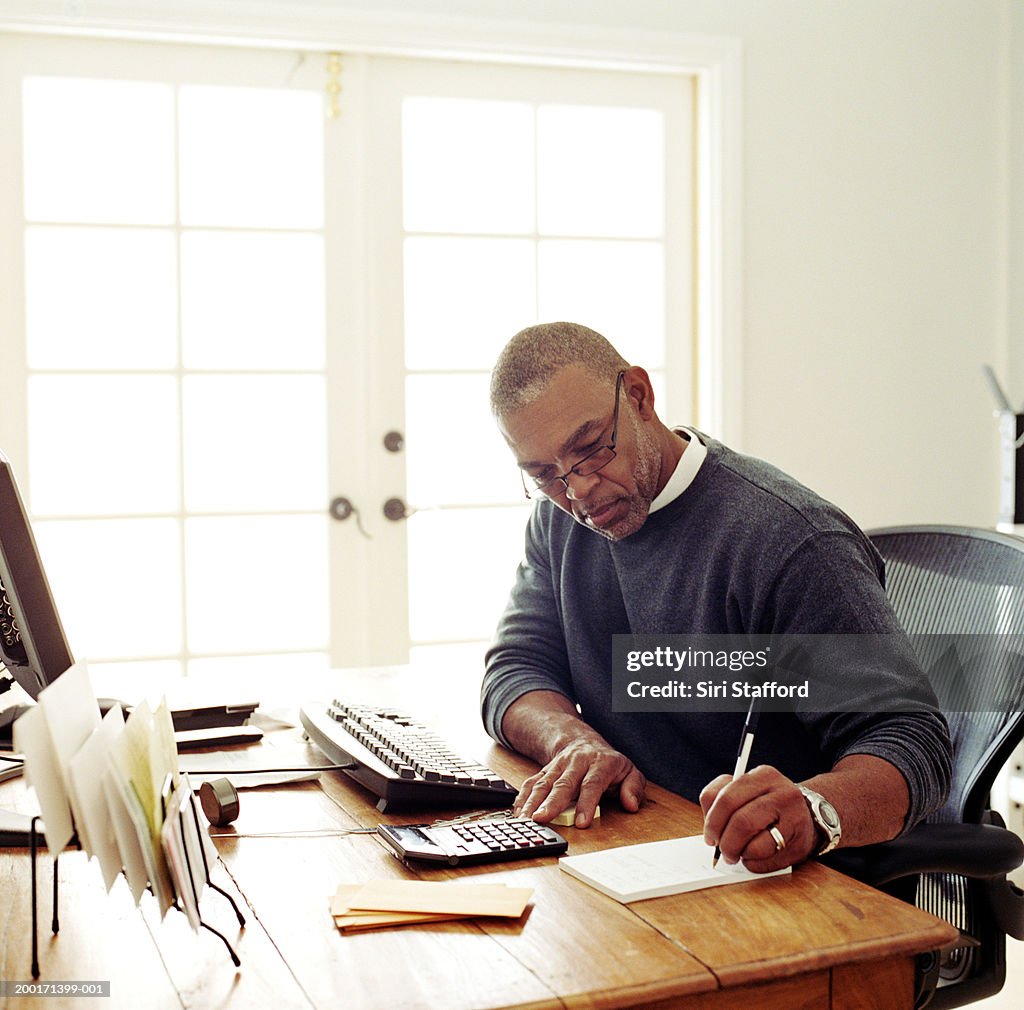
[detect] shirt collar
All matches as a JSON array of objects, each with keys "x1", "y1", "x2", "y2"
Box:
[{"x1": 648, "y1": 428, "x2": 706, "y2": 513}]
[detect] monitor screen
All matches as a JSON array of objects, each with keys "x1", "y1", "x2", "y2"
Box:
[{"x1": 0, "y1": 449, "x2": 74, "y2": 700}]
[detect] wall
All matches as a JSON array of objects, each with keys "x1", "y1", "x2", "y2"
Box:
[
  {"x1": 1011, "y1": 2, "x2": 1024, "y2": 419},
  {"x1": 0, "y1": 0, "x2": 1012, "y2": 528},
  {"x1": 715, "y1": 0, "x2": 1007, "y2": 531}
]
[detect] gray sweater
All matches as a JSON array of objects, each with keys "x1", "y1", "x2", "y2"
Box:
[{"x1": 481, "y1": 435, "x2": 952, "y2": 832}]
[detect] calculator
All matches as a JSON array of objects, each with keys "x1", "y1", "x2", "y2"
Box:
[{"x1": 376, "y1": 816, "x2": 568, "y2": 866}]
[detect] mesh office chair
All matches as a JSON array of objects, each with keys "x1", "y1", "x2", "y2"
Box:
[{"x1": 829, "y1": 525, "x2": 1024, "y2": 1008}]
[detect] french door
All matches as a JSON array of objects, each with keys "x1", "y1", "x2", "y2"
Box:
[{"x1": 0, "y1": 33, "x2": 693, "y2": 689}]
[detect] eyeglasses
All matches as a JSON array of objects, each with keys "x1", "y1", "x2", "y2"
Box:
[{"x1": 520, "y1": 371, "x2": 625, "y2": 500}]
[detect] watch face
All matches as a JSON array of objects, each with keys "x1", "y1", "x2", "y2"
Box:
[{"x1": 819, "y1": 801, "x2": 840, "y2": 830}]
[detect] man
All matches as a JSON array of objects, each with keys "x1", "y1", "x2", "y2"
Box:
[{"x1": 481, "y1": 321, "x2": 951, "y2": 872}]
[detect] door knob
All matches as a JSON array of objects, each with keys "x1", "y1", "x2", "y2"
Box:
[
  {"x1": 329, "y1": 496, "x2": 371, "y2": 538},
  {"x1": 383, "y1": 497, "x2": 409, "y2": 521},
  {"x1": 330, "y1": 496, "x2": 354, "y2": 521}
]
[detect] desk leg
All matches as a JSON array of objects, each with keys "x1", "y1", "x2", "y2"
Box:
[{"x1": 831, "y1": 956, "x2": 915, "y2": 1010}]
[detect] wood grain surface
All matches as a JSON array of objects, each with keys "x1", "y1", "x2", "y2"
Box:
[{"x1": 0, "y1": 668, "x2": 958, "y2": 1010}]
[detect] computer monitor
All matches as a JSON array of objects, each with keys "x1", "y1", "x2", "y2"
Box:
[
  {"x1": 0, "y1": 450, "x2": 74, "y2": 702},
  {"x1": 0, "y1": 449, "x2": 75, "y2": 845}
]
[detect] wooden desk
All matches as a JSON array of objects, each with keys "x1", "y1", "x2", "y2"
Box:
[{"x1": 0, "y1": 668, "x2": 957, "y2": 1010}]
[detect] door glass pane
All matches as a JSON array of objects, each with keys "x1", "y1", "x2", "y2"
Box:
[
  {"x1": 537, "y1": 105, "x2": 664, "y2": 237},
  {"x1": 186, "y1": 654, "x2": 329, "y2": 707},
  {"x1": 28, "y1": 375, "x2": 179, "y2": 515},
  {"x1": 34, "y1": 518, "x2": 182, "y2": 659},
  {"x1": 404, "y1": 237, "x2": 535, "y2": 371},
  {"x1": 405, "y1": 374, "x2": 522, "y2": 507},
  {"x1": 25, "y1": 227, "x2": 178, "y2": 370},
  {"x1": 185, "y1": 515, "x2": 328, "y2": 654},
  {"x1": 402, "y1": 97, "x2": 534, "y2": 234},
  {"x1": 22, "y1": 76, "x2": 174, "y2": 224},
  {"x1": 181, "y1": 231, "x2": 325, "y2": 371},
  {"x1": 407, "y1": 507, "x2": 528, "y2": 643},
  {"x1": 178, "y1": 85, "x2": 324, "y2": 228},
  {"x1": 182, "y1": 375, "x2": 326, "y2": 512},
  {"x1": 538, "y1": 240, "x2": 665, "y2": 367}
]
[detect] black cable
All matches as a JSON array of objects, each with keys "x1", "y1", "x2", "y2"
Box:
[
  {"x1": 208, "y1": 827, "x2": 378, "y2": 838},
  {"x1": 184, "y1": 762, "x2": 357, "y2": 775}
]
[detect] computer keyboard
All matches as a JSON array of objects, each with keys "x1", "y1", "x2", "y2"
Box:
[{"x1": 299, "y1": 700, "x2": 518, "y2": 813}]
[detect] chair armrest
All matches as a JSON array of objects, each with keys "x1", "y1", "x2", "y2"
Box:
[{"x1": 824, "y1": 823, "x2": 1024, "y2": 887}]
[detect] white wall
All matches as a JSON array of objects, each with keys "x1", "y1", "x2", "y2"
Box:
[
  {"x1": 0, "y1": 0, "x2": 1013, "y2": 529},
  {"x1": 712, "y1": 0, "x2": 1008, "y2": 531},
  {"x1": 1011, "y1": 2, "x2": 1024, "y2": 419},
  {"x1": 708, "y1": 0, "x2": 1008, "y2": 531}
]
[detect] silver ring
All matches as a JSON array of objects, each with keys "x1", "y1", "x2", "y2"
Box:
[{"x1": 768, "y1": 825, "x2": 786, "y2": 852}]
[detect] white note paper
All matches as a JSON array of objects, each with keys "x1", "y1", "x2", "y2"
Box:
[{"x1": 559, "y1": 834, "x2": 791, "y2": 903}]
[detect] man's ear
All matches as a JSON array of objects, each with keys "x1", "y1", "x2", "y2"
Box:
[{"x1": 622, "y1": 365, "x2": 657, "y2": 421}]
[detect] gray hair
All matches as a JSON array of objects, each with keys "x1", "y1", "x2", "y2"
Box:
[{"x1": 490, "y1": 322, "x2": 629, "y2": 416}]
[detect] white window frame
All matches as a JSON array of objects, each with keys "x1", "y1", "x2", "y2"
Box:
[{"x1": 0, "y1": 5, "x2": 744, "y2": 449}]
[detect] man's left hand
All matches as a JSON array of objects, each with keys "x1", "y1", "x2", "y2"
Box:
[{"x1": 699, "y1": 765, "x2": 818, "y2": 872}]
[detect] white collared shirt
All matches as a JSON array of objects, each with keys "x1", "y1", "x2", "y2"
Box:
[{"x1": 648, "y1": 428, "x2": 707, "y2": 514}]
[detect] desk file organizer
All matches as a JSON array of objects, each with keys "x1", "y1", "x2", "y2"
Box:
[
  {"x1": 25, "y1": 774, "x2": 245, "y2": 978},
  {"x1": 14, "y1": 664, "x2": 246, "y2": 978}
]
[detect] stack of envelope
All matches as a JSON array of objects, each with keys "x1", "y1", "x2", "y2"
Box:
[{"x1": 330, "y1": 879, "x2": 533, "y2": 933}]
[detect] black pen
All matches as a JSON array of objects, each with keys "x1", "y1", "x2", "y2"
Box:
[{"x1": 712, "y1": 698, "x2": 760, "y2": 868}]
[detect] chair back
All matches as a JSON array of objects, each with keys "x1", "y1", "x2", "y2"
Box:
[{"x1": 869, "y1": 525, "x2": 1024, "y2": 826}]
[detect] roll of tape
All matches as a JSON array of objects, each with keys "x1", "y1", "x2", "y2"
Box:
[{"x1": 199, "y1": 777, "x2": 240, "y2": 827}]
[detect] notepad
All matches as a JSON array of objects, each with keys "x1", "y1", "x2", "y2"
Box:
[{"x1": 559, "y1": 834, "x2": 791, "y2": 903}]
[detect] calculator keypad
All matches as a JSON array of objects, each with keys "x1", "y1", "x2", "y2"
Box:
[{"x1": 453, "y1": 819, "x2": 557, "y2": 851}]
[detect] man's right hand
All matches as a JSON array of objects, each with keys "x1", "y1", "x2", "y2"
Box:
[
  {"x1": 513, "y1": 735, "x2": 646, "y2": 827},
  {"x1": 501, "y1": 690, "x2": 646, "y2": 828}
]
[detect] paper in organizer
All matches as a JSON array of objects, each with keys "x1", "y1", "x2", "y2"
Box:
[{"x1": 14, "y1": 662, "x2": 217, "y2": 926}]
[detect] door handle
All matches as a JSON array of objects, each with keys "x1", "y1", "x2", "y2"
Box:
[
  {"x1": 383, "y1": 497, "x2": 410, "y2": 522},
  {"x1": 329, "y1": 496, "x2": 371, "y2": 538},
  {"x1": 330, "y1": 496, "x2": 354, "y2": 521}
]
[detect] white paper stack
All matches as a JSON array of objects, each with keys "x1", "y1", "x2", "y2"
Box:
[{"x1": 13, "y1": 662, "x2": 216, "y2": 926}]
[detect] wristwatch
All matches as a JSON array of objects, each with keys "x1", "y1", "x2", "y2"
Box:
[{"x1": 798, "y1": 784, "x2": 842, "y2": 855}]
